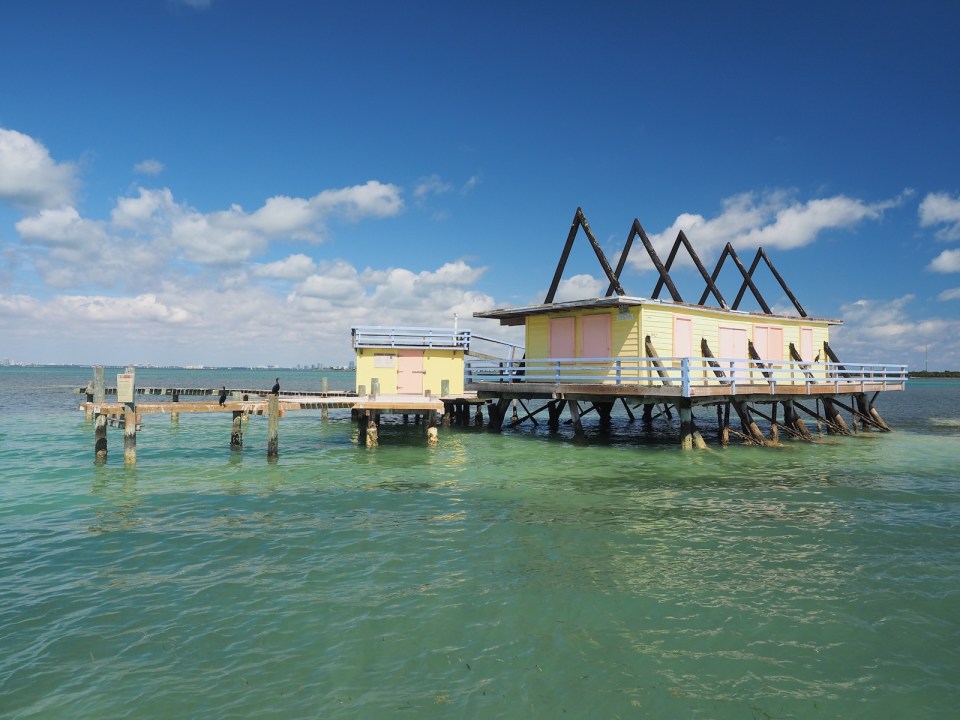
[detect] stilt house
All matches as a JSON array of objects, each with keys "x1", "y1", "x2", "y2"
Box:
[
  {"x1": 352, "y1": 326, "x2": 469, "y2": 397},
  {"x1": 466, "y1": 208, "x2": 906, "y2": 447}
]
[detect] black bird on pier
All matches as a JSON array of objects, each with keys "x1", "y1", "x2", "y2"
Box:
[
  {"x1": 271, "y1": 378, "x2": 280, "y2": 395},
  {"x1": 218, "y1": 386, "x2": 227, "y2": 406}
]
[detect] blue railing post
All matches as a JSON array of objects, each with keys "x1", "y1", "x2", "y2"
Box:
[
  {"x1": 615, "y1": 359, "x2": 621, "y2": 385},
  {"x1": 681, "y1": 357, "x2": 691, "y2": 397}
]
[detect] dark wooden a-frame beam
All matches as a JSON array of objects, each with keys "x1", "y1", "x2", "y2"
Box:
[
  {"x1": 653, "y1": 230, "x2": 729, "y2": 309},
  {"x1": 732, "y1": 248, "x2": 806, "y2": 317},
  {"x1": 628, "y1": 219, "x2": 682, "y2": 302},
  {"x1": 711, "y1": 243, "x2": 773, "y2": 314},
  {"x1": 758, "y1": 248, "x2": 807, "y2": 317},
  {"x1": 545, "y1": 208, "x2": 624, "y2": 303},
  {"x1": 544, "y1": 209, "x2": 582, "y2": 303}
]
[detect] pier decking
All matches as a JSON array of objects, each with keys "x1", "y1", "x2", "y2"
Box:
[{"x1": 78, "y1": 379, "x2": 483, "y2": 464}]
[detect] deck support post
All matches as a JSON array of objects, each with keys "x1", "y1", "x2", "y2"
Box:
[
  {"x1": 820, "y1": 397, "x2": 851, "y2": 435},
  {"x1": 856, "y1": 393, "x2": 891, "y2": 431},
  {"x1": 731, "y1": 400, "x2": 767, "y2": 445},
  {"x1": 770, "y1": 401, "x2": 780, "y2": 444},
  {"x1": 487, "y1": 398, "x2": 511, "y2": 432},
  {"x1": 475, "y1": 404, "x2": 484, "y2": 426},
  {"x1": 94, "y1": 366, "x2": 105, "y2": 404},
  {"x1": 679, "y1": 402, "x2": 708, "y2": 450},
  {"x1": 358, "y1": 411, "x2": 367, "y2": 443},
  {"x1": 231, "y1": 410, "x2": 244, "y2": 448},
  {"x1": 641, "y1": 403, "x2": 654, "y2": 424},
  {"x1": 123, "y1": 405, "x2": 137, "y2": 465},
  {"x1": 620, "y1": 398, "x2": 635, "y2": 421},
  {"x1": 679, "y1": 405, "x2": 694, "y2": 450},
  {"x1": 568, "y1": 400, "x2": 587, "y2": 443},
  {"x1": 783, "y1": 400, "x2": 813, "y2": 440},
  {"x1": 171, "y1": 391, "x2": 180, "y2": 425},
  {"x1": 267, "y1": 394, "x2": 279, "y2": 458},
  {"x1": 547, "y1": 400, "x2": 566, "y2": 427},
  {"x1": 366, "y1": 416, "x2": 379, "y2": 447},
  {"x1": 596, "y1": 401, "x2": 614, "y2": 428},
  {"x1": 716, "y1": 404, "x2": 729, "y2": 445},
  {"x1": 94, "y1": 413, "x2": 108, "y2": 462}
]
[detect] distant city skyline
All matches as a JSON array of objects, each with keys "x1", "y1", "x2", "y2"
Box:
[{"x1": 2, "y1": 2, "x2": 960, "y2": 369}]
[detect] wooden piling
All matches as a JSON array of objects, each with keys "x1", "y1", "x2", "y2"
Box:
[
  {"x1": 820, "y1": 397, "x2": 851, "y2": 435},
  {"x1": 171, "y1": 390, "x2": 180, "y2": 424},
  {"x1": 731, "y1": 400, "x2": 767, "y2": 445},
  {"x1": 84, "y1": 379, "x2": 95, "y2": 420},
  {"x1": 267, "y1": 394, "x2": 279, "y2": 458},
  {"x1": 641, "y1": 403, "x2": 654, "y2": 423},
  {"x1": 94, "y1": 366, "x2": 105, "y2": 404},
  {"x1": 568, "y1": 401, "x2": 587, "y2": 443},
  {"x1": 94, "y1": 413, "x2": 107, "y2": 462},
  {"x1": 366, "y1": 418, "x2": 379, "y2": 447},
  {"x1": 783, "y1": 400, "x2": 813, "y2": 440},
  {"x1": 231, "y1": 410, "x2": 243, "y2": 448},
  {"x1": 123, "y1": 406, "x2": 137, "y2": 464},
  {"x1": 679, "y1": 405, "x2": 694, "y2": 450}
]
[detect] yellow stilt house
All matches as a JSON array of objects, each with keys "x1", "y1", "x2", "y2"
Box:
[
  {"x1": 466, "y1": 209, "x2": 906, "y2": 447},
  {"x1": 352, "y1": 326, "x2": 469, "y2": 397}
]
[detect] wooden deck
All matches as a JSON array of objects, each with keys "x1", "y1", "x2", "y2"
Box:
[{"x1": 467, "y1": 379, "x2": 904, "y2": 406}]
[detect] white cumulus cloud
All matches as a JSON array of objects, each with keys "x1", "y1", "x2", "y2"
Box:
[
  {"x1": 929, "y1": 248, "x2": 960, "y2": 273},
  {"x1": 0, "y1": 128, "x2": 77, "y2": 210},
  {"x1": 919, "y1": 192, "x2": 960, "y2": 241},
  {"x1": 637, "y1": 190, "x2": 905, "y2": 271}
]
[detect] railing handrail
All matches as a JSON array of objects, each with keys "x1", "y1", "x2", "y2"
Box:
[
  {"x1": 351, "y1": 326, "x2": 471, "y2": 349},
  {"x1": 463, "y1": 355, "x2": 908, "y2": 397}
]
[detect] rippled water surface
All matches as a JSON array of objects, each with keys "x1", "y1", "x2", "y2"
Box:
[{"x1": 1, "y1": 368, "x2": 958, "y2": 718}]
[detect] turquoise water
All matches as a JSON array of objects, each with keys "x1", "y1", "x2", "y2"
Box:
[{"x1": 1, "y1": 367, "x2": 958, "y2": 718}]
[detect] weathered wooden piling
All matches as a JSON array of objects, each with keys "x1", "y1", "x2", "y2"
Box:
[
  {"x1": 731, "y1": 400, "x2": 768, "y2": 445},
  {"x1": 568, "y1": 401, "x2": 587, "y2": 443},
  {"x1": 94, "y1": 413, "x2": 108, "y2": 462},
  {"x1": 231, "y1": 410, "x2": 244, "y2": 448},
  {"x1": 267, "y1": 394, "x2": 279, "y2": 457},
  {"x1": 123, "y1": 406, "x2": 137, "y2": 464},
  {"x1": 820, "y1": 397, "x2": 851, "y2": 435}
]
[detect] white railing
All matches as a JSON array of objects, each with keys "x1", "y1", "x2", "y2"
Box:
[
  {"x1": 464, "y1": 356, "x2": 908, "y2": 397},
  {"x1": 352, "y1": 326, "x2": 471, "y2": 350}
]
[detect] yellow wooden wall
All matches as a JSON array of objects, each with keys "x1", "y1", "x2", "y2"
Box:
[
  {"x1": 423, "y1": 350, "x2": 465, "y2": 395},
  {"x1": 524, "y1": 305, "x2": 831, "y2": 363},
  {"x1": 354, "y1": 348, "x2": 464, "y2": 395}
]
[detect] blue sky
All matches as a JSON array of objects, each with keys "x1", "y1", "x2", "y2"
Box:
[{"x1": 2, "y1": 0, "x2": 960, "y2": 368}]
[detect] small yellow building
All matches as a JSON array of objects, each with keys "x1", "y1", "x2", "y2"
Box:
[{"x1": 352, "y1": 326, "x2": 468, "y2": 397}]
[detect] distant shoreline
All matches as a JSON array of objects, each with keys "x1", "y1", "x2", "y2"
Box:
[{"x1": 909, "y1": 370, "x2": 960, "y2": 378}]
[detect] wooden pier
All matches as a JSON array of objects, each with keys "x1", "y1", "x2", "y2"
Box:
[{"x1": 77, "y1": 371, "x2": 487, "y2": 463}]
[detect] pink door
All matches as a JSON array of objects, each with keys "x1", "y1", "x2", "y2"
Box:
[
  {"x1": 800, "y1": 327, "x2": 814, "y2": 361},
  {"x1": 397, "y1": 350, "x2": 423, "y2": 394},
  {"x1": 754, "y1": 326, "x2": 783, "y2": 361},
  {"x1": 718, "y1": 326, "x2": 748, "y2": 380},
  {"x1": 581, "y1": 314, "x2": 611, "y2": 358},
  {"x1": 549, "y1": 317, "x2": 576, "y2": 358},
  {"x1": 673, "y1": 317, "x2": 693, "y2": 358}
]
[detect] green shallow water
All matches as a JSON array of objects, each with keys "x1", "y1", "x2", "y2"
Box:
[{"x1": 1, "y1": 368, "x2": 958, "y2": 718}]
